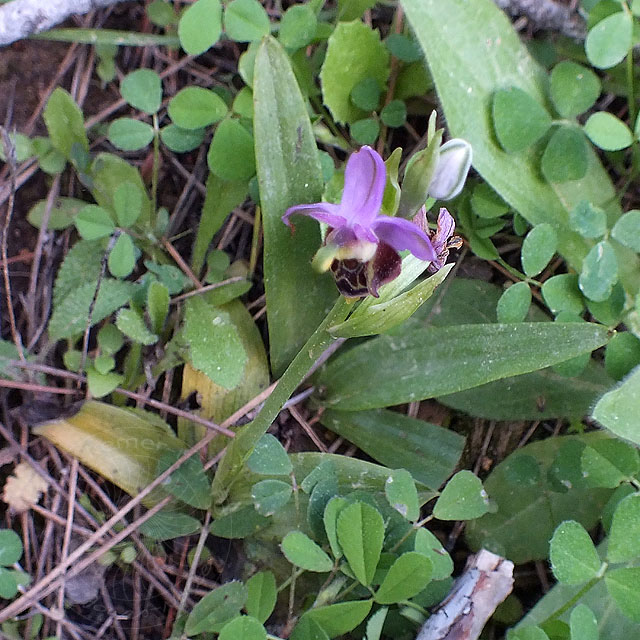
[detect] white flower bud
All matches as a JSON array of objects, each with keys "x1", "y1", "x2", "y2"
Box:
[{"x1": 428, "y1": 138, "x2": 472, "y2": 200}]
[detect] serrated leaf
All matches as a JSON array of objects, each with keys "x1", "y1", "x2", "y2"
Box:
[
  {"x1": 374, "y1": 552, "x2": 432, "y2": 604},
  {"x1": 254, "y1": 37, "x2": 337, "y2": 375},
  {"x1": 549, "y1": 520, "x2": 601, "y2": 584},
  {"x1": 156, "y1": 450, "x2": 211, "y2": 510},
  {"x1": 246, "y1": 571, "x2": 277, "y2": 624},
  {"x1": 320, "y1": 21, "x2": 390, "y2": 124},
  {"x1": 49, "y1": 279, "x2": 135, "y2": 340},
  {"x1": 116, "y1": 308, "x2": 158, "y2": 345},
  {"x1": 433, "y1": 470, "x2": 489, "y2": 520},
  {"x1": 281, "y1": 531, "x2": 333, "y2": 572},
  {"x1": 336, "y1": 502, "x2": 384, "y2": 586}
]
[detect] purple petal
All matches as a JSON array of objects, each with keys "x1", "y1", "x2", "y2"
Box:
[
  {"x1": 282, "y1": 202, "x2": 345, "y2": 228},
  {"x1": 431, "y1": 208, "x2": 456, "y2": 252},
  {"x1": 339, "y1": 146, "x2": 386, "y2": 226},
  {"x1": 372, "y1": 216, "x2": 437, "y2": 262}
]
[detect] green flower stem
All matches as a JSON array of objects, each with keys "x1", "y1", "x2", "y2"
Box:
[
  {"x1": 32, "y1": 28, "x2": 180, "y2": 47},
  {"x1": 540, "y1": 575, "x2": 602, "y2": 624},
  {"x1": 211, "y1": 296, "x2": 351, "y2": 504}
]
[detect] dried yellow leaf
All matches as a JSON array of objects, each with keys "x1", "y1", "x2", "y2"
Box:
[{"x1": 2, "y1": 462, "x2": 48, "y2": 513}]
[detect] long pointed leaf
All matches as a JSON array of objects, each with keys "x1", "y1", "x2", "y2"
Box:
[
  {"x1": 318, "y1": 323, "x2": 609, "y2": 411},
  {"x1": 254, "y1": 36, "x2": 337, "y2": 376}
]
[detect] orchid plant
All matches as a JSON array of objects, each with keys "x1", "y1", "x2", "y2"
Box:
[{"x1": 283, "y1": 136, "x2": 471, "y2": 299}]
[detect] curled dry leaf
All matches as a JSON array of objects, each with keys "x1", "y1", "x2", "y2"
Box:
[{"x1": 2, "y1": 462, "x2": 48, "y2": 513}]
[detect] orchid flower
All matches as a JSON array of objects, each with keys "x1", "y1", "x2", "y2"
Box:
[
  {"x1": 282, "y1": 146, "x2": 438, "y2": 298},
  {"x1": 413, "y1": 207, "x2": 463, "y2": 274}
]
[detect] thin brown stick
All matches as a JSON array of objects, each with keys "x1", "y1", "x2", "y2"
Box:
[
  {"x1": 0, "y1": 379, "x2": 78, "y2": 394},
  {"x1": 162, "y1": 236, "x2": 202, "y2": 288},
  {"x1": 0, "y1": 429, "x2": 217, "y2": 622}
]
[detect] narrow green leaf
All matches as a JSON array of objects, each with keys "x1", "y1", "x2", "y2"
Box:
[
  {"x1": 549, "y1": 520, "x2": 601, "y2": 584},
  {"x1": 324, "y1": 496, "x2": 348, "y2": 559},
  {"x1": 433, "y1": 470, "x2": 489, "y2": 520},
  {"x1": 319, "y1": 323, "x2": 609, "y2": 411},
  {"x1": 374, "y1": 552, "x2": 432, "y2": 604},
  {"x1": 281, "y1": 531, "x2": 333, "y2": 573},
  {"x1": 147, "y1": 281, "x2": 169, "y2": 334},
  {"x1": 254, "y1": 37, "x2": 336, "y2": 375},
  {"x1": 246, "y1": 571, "x2": 277, "y2": 624},
  {"x1": 336, "y1": 502, "x2": 384, "y2": 585},
  {"x1": 364, "y1": 607, "x2": 388, "y2": 640}
]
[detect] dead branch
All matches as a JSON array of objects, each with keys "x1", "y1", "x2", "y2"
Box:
[
  {"x1": 494, "y1": 0, "x2": 586, "y2": 40},
  {"x1": 0, "y1": 0, "x2": 131, "y2": 47},
  {"x1": 416, "y1": 549, "x2": 514, "y2": 640}
]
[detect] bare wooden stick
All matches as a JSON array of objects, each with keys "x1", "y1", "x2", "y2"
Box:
[
  {"x1": 416, "y1": 549, "x2": 514, "y2": 640},
  {"x1": 0, "y1": 0, "x2": 131, "y2": 46}
]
